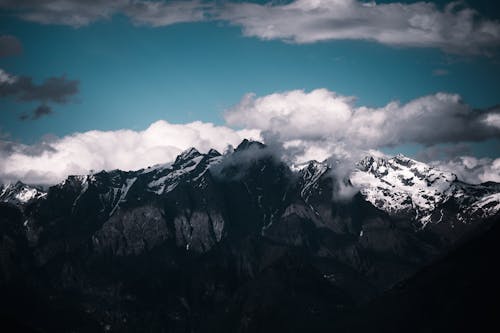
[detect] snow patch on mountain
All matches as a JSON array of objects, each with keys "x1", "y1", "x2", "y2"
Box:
[
  {"x1": 466, "y1": 193, "x2": 500, "y2": 218},
  {"x1": 0, "y1": 182, "x2": 46, "y2": 205},
  {"x1": 109, "y1": 177, "x2": 137, "y2": 216},
  {"x1": 298, "y1": 160, "x2": 329, "y2": 202},
  {"x1": 350, "y1": 154, "x2": 500, "y2": 227}
]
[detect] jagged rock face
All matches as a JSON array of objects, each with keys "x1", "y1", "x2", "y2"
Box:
[
  {"x1": 93, "y1": 205, "x2": 169, "y2": 256},
  {"x1": 0, "y1": 141, "x2": 499, "y2": 332}
]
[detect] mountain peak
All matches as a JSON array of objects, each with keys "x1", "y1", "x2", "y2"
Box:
[
  {"x1": 0, "y1": 181, "x2": 46, "y2": 205},
  {"x1": 174, "y1": 147, "x2": 202, "y2": 165},
  {"x1": 207, "y1": 148, "x2": 221, "y2": 158},
  {"x1": 351, "y1": 154, "x2": 474, "y2": 226},
  {"x1": 235, "y1": 139, "x2": 265, "y2": 152}
]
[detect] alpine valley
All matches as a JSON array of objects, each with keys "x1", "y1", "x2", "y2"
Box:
[{"x1": 1, "y1": 140, "x2": 499, "y2": 332}]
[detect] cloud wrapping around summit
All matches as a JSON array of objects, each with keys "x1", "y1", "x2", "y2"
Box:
[{"x1": 1, "y1": 88, "x2": 499, "y2": 185}]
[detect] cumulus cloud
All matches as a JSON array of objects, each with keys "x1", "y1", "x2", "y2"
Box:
[
  {"x1": 219, "y1": 0, "x2": 500, "y2": 55},
  {"x1": 0, "y1": 35, "x2": 22, "y2": 57},
  {"x1": 225, "y1": 89, "x2": 500, "y2": 163},
  {"x1": 0, "y1": 0, "x2": 210, "y2": 28},
  {"x1": 0, "y1": 120, "x2": 260, "y2": 184},
  {"x1": 0, "y1": 68, "x2": 79, "y2": 119},
  {"x1": 1, "y1": 88, "x2": 499, "y2": 185},
  {"x1": 224, "y1": 88, "x2": 500, "y2": 185}
]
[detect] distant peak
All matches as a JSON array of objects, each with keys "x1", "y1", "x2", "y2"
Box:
[
  {"x1": 0, "y1": 181, "x2": 46, "y2": 205},
  {"x1": 175, "y1": 147, "x2": 201, "y2": 164},
  {"x1": 207, "y1": 148, "x2": 221, "y2": 158},
  {"x1": 235, "y1": 139, "x2": 265, "y2": 152}
]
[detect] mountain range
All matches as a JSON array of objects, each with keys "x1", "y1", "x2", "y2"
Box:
[{"x1": 1, "y1": 139, "x2": 499, "y2": 332}]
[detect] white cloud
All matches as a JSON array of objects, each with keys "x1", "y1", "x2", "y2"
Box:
[
  {"x1": 1, "y1": 1, "x2": 499, "y2": 54},
  {"x1": 0, "y1": 120, "x2": 260, "y2": 184},
  {"x1": 431, "y1": 156, "x2": 500, "y2": 184},
  {"x1": 225, "y1": 89, "x2": 500, "y2": 161},
  {"x1": 225, "y1": 88, "x2": 500, "y2": 182},
  {"x1": 1, "y1": 88, "x2": 499, "y2": 185},
  {"x1": 484, "y1": 113, "x2": 500, "y2": 129},
  {"x1": 219, "y1": 0, "x2": 500, "y2": 55},
  {"x1": 0, "y1": 68, "x2": 16, "y2": 84}
]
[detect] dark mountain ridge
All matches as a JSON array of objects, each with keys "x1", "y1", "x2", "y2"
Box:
[{"x1": 1, "y1": 139, "x2": 499, "y2": 332}]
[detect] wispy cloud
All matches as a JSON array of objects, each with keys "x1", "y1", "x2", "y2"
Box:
[
  {"x1": 123, "y1": 0, "x2": 212, "y2": 27},
  {"x1": 0, "y1": 0, "x2": 210, "y2": 28},
  {"x1": 1, "y1": 88, "x2": 499, "y2": 184},
  {"x1": 219, "y1": 0, "x2": 500, "y2": 55},
  {"x1": 1, "y1": 1, "x2": 499, "y2": 55},
  {"x1": 0, "y1": 68, "x2": 79, "y2": 120},
  {"x1": 432, "y1": 68, "x2": 450, "y2": 76},
  {"x1": 19, "y1": 104, "x2": 53, "y2": 121}
]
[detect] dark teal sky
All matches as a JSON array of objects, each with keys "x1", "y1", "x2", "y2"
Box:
[{"x1": 1, "y1": 0, "x2": 500, "y2": 157}]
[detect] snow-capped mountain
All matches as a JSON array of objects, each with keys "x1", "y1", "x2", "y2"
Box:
[
  {"x1": 350, "y1": 154, "x2": 500, "y2": 227},
  {"x1": 0, "y1": 181, "x2": 46, "y2": 205},
  {"x1": 1, "y1": 140, "x2": 499, "y2": 332},
  {"x1": 55, "y1": 146, "x2": 223, "y2": 219}
]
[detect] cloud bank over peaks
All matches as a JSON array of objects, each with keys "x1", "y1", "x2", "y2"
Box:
[
  {"x1": 0, "y1": 120, "x2": 260, "y2": 185},
  {"x1": 1, "y1": 88, "x2": 499, "y2": 185},
  {"x1": 431, "y1": 156, "x2": 500, "y2": 184},
  {"x1": 225, "y1": 89, "x2": 500, "y2": 163},
  {"x1": 225, "y1": 88, "x2": 500, "y2": 185}
]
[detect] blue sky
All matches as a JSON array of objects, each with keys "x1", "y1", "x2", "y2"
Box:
[
  {"x1": 1, "y1": 4, "x2": 499, "y2": 141},
  {"x1": 0, "y1": 0, "x2": 499, "y2": 184}
]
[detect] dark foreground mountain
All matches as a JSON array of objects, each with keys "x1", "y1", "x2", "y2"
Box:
[
  {"x1": 0, "y1": 140, "x2": 499, "y2": 332},
  {"x1": 334, "y1": 213, "x2": 500, "y2": 333}
]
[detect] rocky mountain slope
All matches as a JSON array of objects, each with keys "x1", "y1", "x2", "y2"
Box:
[
  {"x1": 0, "y1": 140, "x2": 499, "y2": 332},
  {"x1": 0, "y1": 182, "x2": 46, "y2": 206},
  {"x1": 334, "y1": 211, "x2": 500, "y2": 333},
  {"x1": 351, "y1": 154, "x2": 500, "y2": 227}
]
